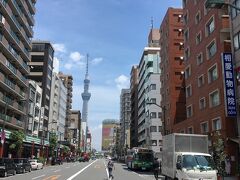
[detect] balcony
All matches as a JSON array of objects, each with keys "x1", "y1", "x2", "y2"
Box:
[
  {"x1": 10, "y1": 30, "x2": 20, "y2": 44},
  {"x1": 4, "y1": 77, "x2": 16, "y2": 90},
  {"x1": 26, "y1": 0, "x2": 36, "y2": 14},
  {"x1": 8, "y1": 45, "x2": 19, "y2": 60},
  {"x1": 0, "y1": 0, "x2": 7, "y2": 7},
  {"x1": 0, "y1": 112, "x2": 12, "y2": 123},
  {"x1": 2, "y1": 95, "x2": 14, "y2": 106},
  {"x1": 11, "y1": 15, "x2": 22, "y2": 32},
  {"x1": 12, "y1": 0, "x2": 23, "y2": 17},
  {"x1": 6, "y1": 60, "x2": 17, "y2": 74}
]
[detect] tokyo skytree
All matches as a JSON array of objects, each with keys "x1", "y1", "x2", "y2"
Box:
[{"x1": 81, "y1": 54, "x2": 91, "y2": 151}]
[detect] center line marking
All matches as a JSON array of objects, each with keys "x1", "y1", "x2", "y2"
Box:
[
  {"x1": 66, "y1": 160, "x2": 98, "y2": 180},
  {"x1": 54, "y1": 169, "x2": 61, "y2": 172},
  {"x1": 32, "y1": 174, "x2": 46, "y2": 180}
]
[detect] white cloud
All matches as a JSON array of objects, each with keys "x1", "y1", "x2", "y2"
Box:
[
  {"x1": 53, "y1": 43, "x2": 66, "y2": 53},
  {"x1": 115, "y1": 75, "x2": 130, "y2": 90},
  {"x1": 53, "y1": 57, "x2": 60, "y2": 73},
  {"x1": 64, "y1": 63, "x2": 73, "y2": 70},
  {"x1": 70, "y1": 52, "x2": 84, "y2": 62},
  {"x1": 91, "y1": 58, "x2": 103, "y2": 65}
]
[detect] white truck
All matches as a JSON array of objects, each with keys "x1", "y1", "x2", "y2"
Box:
[{"x1": 162, "y1": 133, "x2": 217, "y2": 180}]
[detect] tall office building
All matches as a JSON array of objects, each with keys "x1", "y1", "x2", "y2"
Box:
[
  {"x1": 182, "y1": 0, "x2": 238, "y2": 175},
  {"x1": 130, "y1": 65, "x2": 139, "y2": 148},
  {"x1": 29, "y1": 41, "x2": 54, "y2": 139},
  {"x1": 58, "y1": 72, "x2": 73, "y2": 141},
  {"x1": 120, "y1": 89, "x2": 131, "y2": 153},
  {"x1": 49, "y1": 72, "x2": 67, "y2": 141},
  {"x1": 0, "y1": 0, "x2": 36, "y2": 157},
  {"x1": 160, "y1": 8, "x2": 186, "y2": 134},
  {"x1": 137, "y1": 29, "x2": 162, "y2": 156},
  {"x1": 81, "y1": 56, "x2": 91, "y2": 151}
]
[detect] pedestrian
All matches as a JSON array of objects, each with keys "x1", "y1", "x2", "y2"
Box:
[{"x1": 107, "y1": 158, "x2": 115, "y2": 179}]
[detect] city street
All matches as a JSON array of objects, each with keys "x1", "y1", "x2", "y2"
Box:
[{"x1": 0, "y1": 159, "x2": 163, "y2": 180}]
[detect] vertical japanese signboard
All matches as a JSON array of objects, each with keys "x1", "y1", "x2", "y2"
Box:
[{"x1": 222, "y1": 53, "x2": 237, "y2": 117}]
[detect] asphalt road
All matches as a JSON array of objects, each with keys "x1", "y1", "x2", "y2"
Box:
[{"x1": 0, "y1": 159, "x2": 164, "y2": 180}]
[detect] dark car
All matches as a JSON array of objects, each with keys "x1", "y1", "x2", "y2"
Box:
[
  {"x1": 14, "y1": 158, "x2": 31, "y2": 173},
  {"x1": 0, "y1": 158, "x2": 17, "y2": 177},
  {"x1": 51, "y1": 157, "x2": 63, "y2": 165}
]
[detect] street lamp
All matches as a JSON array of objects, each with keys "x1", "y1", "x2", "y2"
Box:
[
  {"x1": 146, "y1": 101, "x2": 166, "y2": 136},
  {"x1": 205, "y1": 0, "x2": 240, "y2": 11}
]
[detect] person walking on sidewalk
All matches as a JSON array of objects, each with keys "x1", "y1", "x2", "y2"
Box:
[{"x1": 107, "y1": 158, "x2": 115, "y2": 179}]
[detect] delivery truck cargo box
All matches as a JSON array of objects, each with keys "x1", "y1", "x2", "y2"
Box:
[{"x1": 162, "y1": 133, "x2": 209, "y2": 179}]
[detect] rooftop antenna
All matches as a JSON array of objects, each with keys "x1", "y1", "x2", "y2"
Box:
[
  {"x1": 86, "y1": 54, "x2": 89, "y2": 77},
  {"x1": 151, "y1": 16, "x2": 154, "y2": 29}
]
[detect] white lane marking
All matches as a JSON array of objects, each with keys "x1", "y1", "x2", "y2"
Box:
[
  {"x1": 54, "y1": 169, "x2": 61, "y2": 172},
  {"x1": 66, "y1": 166, "x2": 70, "y2": 168},
  {"x1": 66, "y1": 160, "x2": 98, "y2": 180},
  {"x1": 32, "y1": 174, "x2": 46, "y2": 180},
  {"x1": 103, "y1": 161, "x2": 109, "y2": 180}
]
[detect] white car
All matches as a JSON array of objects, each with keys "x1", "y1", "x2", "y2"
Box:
[{"x1": 29, "y1": 159, "x2": 43, "y2": 170}]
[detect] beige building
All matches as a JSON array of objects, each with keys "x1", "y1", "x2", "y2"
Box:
[{"x1": 59, "y1": 72, "x2": 73, "y2": 141}]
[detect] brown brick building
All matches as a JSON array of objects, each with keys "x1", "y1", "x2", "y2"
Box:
[
  {"x1": 130, "y1": 65, "x2": 138, "y2": 148},
  {"x1": 181, "y1": 0, "x2": 238, "y2": 174},
  {"x1": 160, "y1": 8, "x2": 186, "y2": 135}
]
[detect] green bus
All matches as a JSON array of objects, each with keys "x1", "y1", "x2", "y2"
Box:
[{"x1": 126, "y1": 147, "x2": 154, "y2": 171}]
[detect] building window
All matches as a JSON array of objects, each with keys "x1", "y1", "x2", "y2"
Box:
[
  {"x1": 198, "y1": 74, "x2": 204, "y2": 87},
  {"x1": 186, "y1": 105, "x2": 193, "y2": 118},
  {"x1": 150, "y1": 126, "x2": 157, "y2": 132},
  {"x1": 195, "y1": 11, "x2": 201, "y2": 24},
  {"x1": 209, "y1": 89, "x2": 220, "y2": 107},
  {"x1": 186, "y1": 85, "x2": 192, "y2": 98},
  {"x1": 201, "y1": 122, "x2": 208, "y2": 133},
  {"x1": 188, "y1": 127, "x2": 193, "y2": 134},
  {"x1": 204, "y1": 1, "x2": 211, "y2": 15},
  {"x1": 185, "y1": 66, "x2": 191, "y2": 79},
  {"x1": 197, "y1": 53, "x2": 203, "y2": 65},
  {"x1": 150, "y1": 98, "x2": 156, "y2": 104},
  {"x1": 208, "y1": 64, "x2": 218, "y2": 83},
  {"x1": 206, "y1": 17, "x2": 215, "y2": 36},
  {"x1": 207, "y1": 40, "x2": 217, "y2": 59},
  {"x1": 150, "y1": 112, "x2": 157, "y2": 119},
  {"x1": 196, "y1": 32, "x2": 202, "y2": 45},
  {"x1": 199, "y1": 97, "x2": 206, "y2": 110},
  {"x1": 184, "y1": 28, "x2": 189, "y2": 42},
  {"x1": 158, "y1": 126, "x2": 162, "y2": 132},
  {"x1": 233, "y1": 31, "x2": 240, "y2": 51},
  {"x1": 159, "y1": 140, "x2": 163, "y2": 146},
  {"x1": 212, "y1": 117, "x2": 221, "y2": 130},
  {"x1": 151, "y1": 84, "x2": 156, "y2": 90},
  {"x1": 231, "y1": 0, "x2": 240, "y2": 18},
  {"x1": 151, "y1": 140, "x2": 157, "y2": 146},
  {"x1": 184, "y1": 47, "x2": 190, "y2": 60},
  {"x1": 183, "y1": 11, "x2": 188, "y2": 25}
]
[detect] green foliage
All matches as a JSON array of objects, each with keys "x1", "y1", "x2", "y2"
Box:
[
  {"x1": 38, "y1": 157, "x2": 46, "y2": 164},
  {"x1": 49, "y1": 132, "x2": 58, "y2": 157},
  {"x1": 9, "y1": 130, "x2": 25, "y2": 157},
  {"x1": 212, "y1": 131, "x2": 226, "y2": 176},
  {"x1": 63, "y1": 145, "x2": 70, "y2": 155}
]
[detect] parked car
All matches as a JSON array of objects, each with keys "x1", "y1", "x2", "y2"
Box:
[
  {"x1": 29, "y1": 159, "x2": 43, "y2": 170},
  {"x1": 0, "y1": 158, "x2": 17, "y2": 177},
  {"x1": 51, "y1": 157, "x2": 63, "y2": 165},
  {"x1": 14, "y1": 158, "x2": 31, "y2": 173}
]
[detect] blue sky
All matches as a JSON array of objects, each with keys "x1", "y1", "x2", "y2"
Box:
[{"x1": 34, "y1": 0, "x2": 182, "y2": 151}]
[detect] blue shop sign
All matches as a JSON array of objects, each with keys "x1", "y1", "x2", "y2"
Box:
[{"x1": 222, "y1": 53, "x2": 237, "y2": 117}]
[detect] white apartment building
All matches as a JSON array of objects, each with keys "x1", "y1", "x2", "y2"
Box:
[
  {"x1": 27, "y1": 80, "x2": 42, "y2": 137},
  {"x1": 49, "y1": 72, "x2": 67, "y2": 141},
  {"x1": 137, "y1": 36, "x2": 162, "y2": 157}
]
